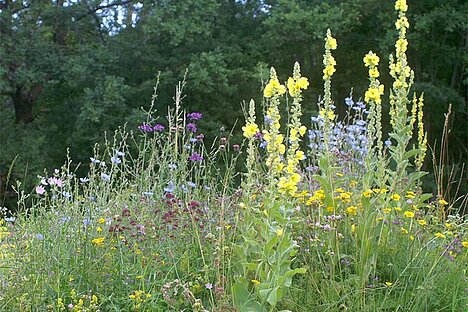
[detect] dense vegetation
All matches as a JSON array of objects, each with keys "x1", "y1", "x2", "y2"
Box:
[
  {"x1": 0, "y1": 1, "x2": 467, "y2": 311},
  {"x1": 0, "y1": 0, "x2": 467, "y2": 211}
]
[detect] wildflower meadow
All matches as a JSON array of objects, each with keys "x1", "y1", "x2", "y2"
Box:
[{"x1": 0, "y1": 1, "x2": 466, "y2": 311}]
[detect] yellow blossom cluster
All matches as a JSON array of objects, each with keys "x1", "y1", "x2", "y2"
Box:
[
  {"x1": 322, "y1": 55, "x2": 337, "y2": 80},
  {"x1": 263, "y1": 78, "x2": 286, "y2": 98},
  {"x1": 395, "y1": 0, "x2": 408, "y2": 12},
  {"x1": 287, "y1": 76, "x2": 309, "y2": 97},
  {"x1": 306, "y1": 189, "x2": 326, "y2": 206},
  {"x1": 364, "y1": 85, "x2": 384, "y2": 105},
  {"x1": 242, "y1": 123, "x2": 259, "y2": 139},
  {"x1": 129, "y1": 290, "x2": 152, "y2": 309}
]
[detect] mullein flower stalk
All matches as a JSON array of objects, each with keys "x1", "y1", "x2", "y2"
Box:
[
  {"x1": 242, "y1": 99, "x2": 260, "y2": 190},
  {"x1": 321, "y1": 29, "x2": 338, "y2": 147},
  {"x1": 278, "y1": 62, "x2": 308, "y2": 195},
  {"x1": 388, "y1": 0, "x2": 426, "y2": 185},
  {"x1": 363, "y1": 51, "x2": 384, "y2": 159},
  {"x1": 262, "y1": 67, "x2": 287, "y2": 185},
  {"x1": 416, "y1": 94, "x2": 427, "y2": 169}
]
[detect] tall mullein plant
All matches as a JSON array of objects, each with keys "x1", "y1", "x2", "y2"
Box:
[
  {"x1": 388, "y1": 0, "x2": 427, "y2": 189},
  {"x1": 233, "y1": 67, "x2": 306, "y2": 311},
  {"x1": 321, "y1": 29, "x2": 338, "y2": 148},
  {"x1": 278, "y1": 62, "x2": 309, "y2": 195},
  {"x1": 363, "y1": 51, "x2": 386, "y2": 187}
]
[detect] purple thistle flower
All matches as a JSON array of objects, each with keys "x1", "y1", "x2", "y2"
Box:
[
  {"x1": 187, "y1": 112, "x2": 202, "y2": 120},
  {"x1": 138, "y1": 123, "x2": 153, "y2": 133},
  {"x1": 189, "y1": 152, "x2": 203, "y2": 162},
  {"x1": 153, "y1": 124, "x2": 165, "y2": 132},
  {"x1": 187, "y1": 123, "x2": 197, "y2": 133}
]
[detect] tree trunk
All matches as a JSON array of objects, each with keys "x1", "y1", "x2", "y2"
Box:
[{"x1": 12, "y1": 84, "x2": 44, "y2": 124}]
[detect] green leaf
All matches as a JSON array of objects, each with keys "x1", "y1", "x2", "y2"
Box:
[{"x1": 402, "y1": 148, "x2": 421, "y2": 160}]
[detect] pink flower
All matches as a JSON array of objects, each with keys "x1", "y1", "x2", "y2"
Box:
[{"x1": 36, "y1": 185, "x2": 46, "y2": 195}]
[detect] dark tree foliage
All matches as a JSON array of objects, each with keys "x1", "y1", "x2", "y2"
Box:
[{"x1": 1, "y1": 0, "x2": 466, "y2": 210}]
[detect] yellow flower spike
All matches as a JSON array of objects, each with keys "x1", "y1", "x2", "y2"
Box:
[{"x1": 325, "y1": 30, "x2": 337, "y2": 50}]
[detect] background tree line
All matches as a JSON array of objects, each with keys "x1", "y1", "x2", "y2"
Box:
[{"x1": 1, "y1": 0, "x2": 467, "y2": 211}]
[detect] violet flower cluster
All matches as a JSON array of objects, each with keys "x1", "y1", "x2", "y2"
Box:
[
  {"x1": 308, "y1": 96, "x2": 369, "y2": 169},
  {"x1": 138, "y1": 123, "x2": 165, "y2": 133}
]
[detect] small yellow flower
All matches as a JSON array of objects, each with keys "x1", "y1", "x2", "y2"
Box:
[
  {"x1": 96, "y1": 226, "x2": 103, "y2": 233},
  {"x1": 346, "y1": 206, "x2": 357, "y2": 216},
  {"x1": 391, "y1": 194, "x2": 401, "y2": 201},
  {"x1": 276, "y1": 228, "x2": 284, "y2": 237},
  {"x1": 394, "y1": 207, "x2": 402, "y2": 212},
  {"x1": 91, "y1": 237, "x2": 105, "y2": 246},
  {"x1": 382, "y1": 208, "x2": 392, "y2": 214},
  {"x1": 435, "y1": 232, "x2": 446, "y2": 238},
  {"x1": 362, "y1": 189, "x2": 373, "y2": 198},
  {"x1": 395, "y1": 0, "x2": 408, "y2": 12},
  {"x1": 403, "y1": 211, "x2": 414, "y2": 218},
  {"x1": 438, "y1": 199, "x2": 448, "y2": 206},
  {"x1": 462, "y1": 242, "x2": 468, "y2": 248},
  {"x1": 385, "y1": 282, "x2": 393, "y2": 287},
  {"x1": 98, "y1": 218, "x2": 106, "y2": 224},
  {"x1": 401, "y1": 227, "x2": 408, "y2": 234},
  {"x1": 406, "y1": 191, "x2": 416, "y2": 199},
  {"x1": 351, "y1": 224, "x2": 356, "y2": 233},
  {"x1": 242, "y1": 123, "x2": 260, "y2": 138},
  {"x1": 363, "y1": 51, "x2": 380, "y2": 67},
  {"x1": 417, "y1": 220, "x2": 427, "y2": 226},
  {"x1": 369, "y1": 67, "x2": 379, "y2": 78},
  {"x1": 251, "y1": 279, "x2": 261, "y2": 285}
]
